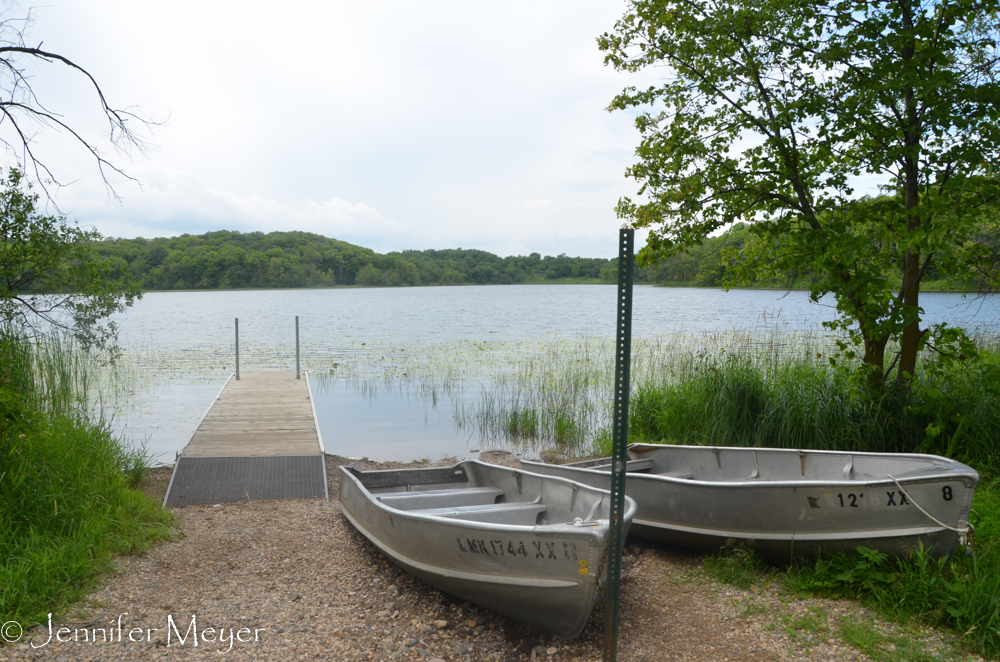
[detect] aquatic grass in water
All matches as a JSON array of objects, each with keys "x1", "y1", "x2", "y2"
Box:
[{"x1": 303, "y1": 324, "x2": 838, "y2": 455}]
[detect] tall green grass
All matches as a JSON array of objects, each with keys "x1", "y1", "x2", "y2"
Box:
[
  {"x1": 0, "y1": 326, "x2": 173, "y2": 626},
  {"x1": 623, "y1": 341, "x2": 1000, "y2": 473}
]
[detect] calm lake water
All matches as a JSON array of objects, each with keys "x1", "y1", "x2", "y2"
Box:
[{"x1": 105, "y1": 285, "x2": 1000, "y2": 465}]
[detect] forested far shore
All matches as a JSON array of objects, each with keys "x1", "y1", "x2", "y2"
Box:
[
  {"x1": 91, "y1": 230, "x2": 634, "y2": 289},
  {"x1": 90, "y1": 228, "x2": 979, "y2": 291}
]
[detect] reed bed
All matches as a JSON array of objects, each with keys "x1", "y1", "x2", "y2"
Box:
[{"x1": 301, "y1": 326, "x2": 842, "y2": 457}]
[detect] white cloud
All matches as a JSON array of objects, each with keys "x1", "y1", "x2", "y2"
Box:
[
  {"x1": 56, "y1": 165, "x2": 404, "y2": 244},
  {"x1": 20, "y1": 0, "x2": 659, "y2": 257}
]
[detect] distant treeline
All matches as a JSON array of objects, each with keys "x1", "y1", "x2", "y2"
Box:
[
  {"x1": 638, "y1": 224, "x2": 973, "y2": 289},
  {"x1": 89, "y1": 225, "x2": 990, "y2": 291},
  {"x1": 91, "y1": 231, "x2": 636, "y2": 290}
]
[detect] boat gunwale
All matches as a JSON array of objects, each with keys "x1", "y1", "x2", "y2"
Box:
[
  {"x1": 522, "y1": 444, "x2": 979, "y2": 490},
  {"x1": 338, "y1": 461, "x2": 636, "y2": 537},
  {"x1": 628, "y1": 443, "x2": 962, "y2": 465}
]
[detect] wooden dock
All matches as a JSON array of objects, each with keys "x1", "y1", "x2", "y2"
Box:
[
  {"x1": 182, "y1": 371, "x2": 322, "y2": 457},
  {"x1": 163, "y1": 371, "x2": 328, "y2": 507}
]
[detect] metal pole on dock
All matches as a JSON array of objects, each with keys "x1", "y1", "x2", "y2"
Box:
[
  {"x1": 235, "y1": 318, "x2": 240, "y2": 380},
  {"x1": 295, "y1": 315, "x2": 300, "y2": 379},
  {"x1": 603, "y1": 228, "x2": 634, "y2": 662}
]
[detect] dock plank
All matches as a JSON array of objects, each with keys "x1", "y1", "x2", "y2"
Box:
[{"x1": 181, "y1": 371, "x2": 322, "y2": 458}]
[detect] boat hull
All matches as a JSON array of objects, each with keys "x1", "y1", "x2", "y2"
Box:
[
  {"x1": 339, "y1": 461, "x2": 635, "y2": 638},
  {"x1": 523, "y1": 445, "x2": 978, "y2": 561}
]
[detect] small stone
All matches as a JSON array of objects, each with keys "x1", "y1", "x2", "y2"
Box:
[
  {"x1": 465, "y1": 619, "x2": 477, "y2": 628},
  {"x1": 377, "y1": 610, "x2": 390, "y2": 619},
  {"x1": 546, "y1": 646, "x2": 559, "y2": 655},
  {"x1": 432, "y1": 619, "x2": 448, "y2": 629},
  {"x1": 419, "y1": 624, "x2": 434, "y2": 633},
  {"x1": 475, "y1": 625, "x2": 486, "y2": 633},
  {"x1": 381, "y1": 639, "x2": 396, "y2": 653},
  {"x1": 429, "y1": 658, "x2": 446, "y2": 662},
  {"x1": 457, "y1": 644, "x2": 472, "y2": 654}
]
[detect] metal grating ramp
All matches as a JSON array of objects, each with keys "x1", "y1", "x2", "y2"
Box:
[{"x1": 164, "y1": 455, "x2": 328, "y2": 508}]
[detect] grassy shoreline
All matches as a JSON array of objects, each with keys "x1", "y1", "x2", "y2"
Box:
[{"x1": 0, "y1": 328, "x2": 173, "y2": 627}]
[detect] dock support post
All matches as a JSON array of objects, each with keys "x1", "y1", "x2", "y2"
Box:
[
  {"x1": 603, "y1": 228, "x2": 634, "y2": 662},
  {"x1": 235, "y1": 318, "x2": 240, "y2": 380},
  {"x1": 295, "y1": 315, "x2": 300, "y2": 379}
]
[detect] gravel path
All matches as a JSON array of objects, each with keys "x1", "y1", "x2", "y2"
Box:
[{"x1": 0, "y1": 454, "x2": 986, "y2": 661}]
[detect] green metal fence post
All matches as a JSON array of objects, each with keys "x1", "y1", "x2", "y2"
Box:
[{"x1": 603, "y1": 228, "x2": 634, "y2": 662}]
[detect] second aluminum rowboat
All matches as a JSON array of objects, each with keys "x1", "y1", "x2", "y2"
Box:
[
  {"x1": 339, "y1": 461, "x2": 636, "y2": 638},
  {"x1": 523, "y1": 444, "x2": 978, "y2": 561}
]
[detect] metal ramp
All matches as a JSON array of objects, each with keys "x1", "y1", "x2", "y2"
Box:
[{"x1": 164, "y1": 455, "x2": 327, "y2": 507}]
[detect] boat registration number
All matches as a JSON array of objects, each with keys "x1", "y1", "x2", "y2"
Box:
[
  {"x1": 456, "y1": 538, "x2": 583, "y2": 562},
  {"x1": 808, "y1": 485, "x2": 957, "y2": 509}
]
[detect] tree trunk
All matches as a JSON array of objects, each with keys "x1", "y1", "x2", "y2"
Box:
[
  {"x1": 863, "y1": 332, "x2": 889, "y2": 387},
  {"x1": 896, "y1": 0, "x2": 923, "y2": 384},
  {"x1": 898, "y1": 247, "x2": 923, "y2": 382}
]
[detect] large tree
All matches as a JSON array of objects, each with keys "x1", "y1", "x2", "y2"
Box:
[{"x1": 602, "y1": 0, "x2": 1000, "y2": 385}]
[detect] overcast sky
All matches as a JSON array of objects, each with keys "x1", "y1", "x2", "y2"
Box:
[{"x1": 5, "y1": 0, "x2": 669, "y2": 258}]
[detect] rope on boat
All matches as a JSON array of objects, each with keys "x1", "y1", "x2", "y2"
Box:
[{"x1": 886, "y1": 474, "x2": 972, "y2": 553}]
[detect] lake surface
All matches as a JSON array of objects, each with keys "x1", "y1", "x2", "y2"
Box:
[{"x1": 105, "y1": 285, "x2": 1000, "y2": 464}]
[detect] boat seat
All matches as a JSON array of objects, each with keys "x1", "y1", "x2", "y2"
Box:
[
  {"x1": 589, "y1": 459, "x2": 654, "y2": 473},
  {"x1": 658, "y1": 470, "x2": 693, "y2": 479},
  {"x1": 416, "y1": 502, "x2": 547, "y2": 525},
  {"x1": 377, "y1": 487, "x2": 504, "y2": 510}
]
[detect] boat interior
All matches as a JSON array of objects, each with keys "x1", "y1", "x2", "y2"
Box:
[
  {"x1": 563, "y1": 445, "x2": 963, "y2": 483},
  {"x1": 345, "y1": 463, "x2": 610, "y2": 527}
]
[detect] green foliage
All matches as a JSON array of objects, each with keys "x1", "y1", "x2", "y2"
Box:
[
  {"x1": 969, "y1": 478, "x2": 1000, "y2": 557},
  {"x1": 0, "y1": 169, "x2": 141, "y2": 348},
  {"x1": 602, "y1": 0, "x2": 1000, "y2": 384},
  {"x1": 782, "y1": 541, "x2": 1000, "y2": 658},
  {"x1": 0, "y1": 327, "x2": 173, "y2": 625},
  {"x1": 504, "y1": 408, "x2": 540, "y2": 439},
  {"x1": 628, "y1": 344, "x2": 1000, "y2": 471},
  {"x1": 838, "y1": 618, "x2": 951, "y2": 662},
  {"x1": 92, "y1": 232, "x2": 633, "y2": 290},
  {"x1": 704, "y1": 541, "x2": 771, "y2": 589},
  {"x1": 777, "y1": 606, "x2": 830, "y2": 654}
]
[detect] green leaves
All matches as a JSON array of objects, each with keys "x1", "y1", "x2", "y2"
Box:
[
  {"x1": 604, "y1": 0, "x2": 1000, "y2": 385},
  {"x1": 0, "y1": 168, "x2": 141, "y2": 349}
]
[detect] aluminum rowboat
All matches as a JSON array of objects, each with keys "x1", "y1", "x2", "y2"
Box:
[
  {"x1": 339, "y1": 461, "x2": 636, "y2": 638},
  {"x1": 522, "y1": 444, "x2": 978, "y2": 561}
]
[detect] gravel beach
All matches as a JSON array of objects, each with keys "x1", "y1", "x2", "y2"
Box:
[{"x1": 0, "y1": 453, "x2": 986, "y2": 662}]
